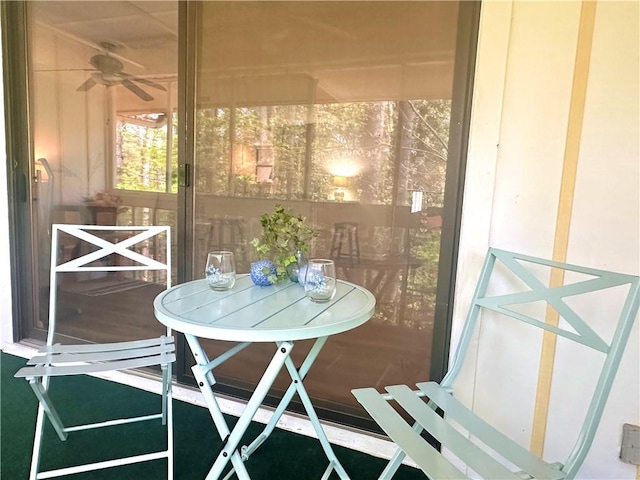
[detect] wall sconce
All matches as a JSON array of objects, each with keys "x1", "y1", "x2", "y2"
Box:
[
  {"x1": 33, "y1": 158, "x2": 54, "y2": 207},
  {"x1": 333, "y1": 175, "x2": 348, "y2": 201},
  {"x1": 34, "y1": 158, "x2": 52, "y2": 184}
]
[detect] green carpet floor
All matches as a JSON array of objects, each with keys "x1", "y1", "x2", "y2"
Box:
[{"x1": 1, "y1": 352, "x2": 422, "y2": 479}]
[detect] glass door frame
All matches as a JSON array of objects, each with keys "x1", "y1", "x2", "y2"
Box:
[
  {"x1": 2, "y1": 0, "x2": 40, "y2": 343},
  {"x1": 3, "y1": 0, "x2": 481, "y2": 429},
  {"x1": 173, "y1": 1, "x2": 482, "y2": 429},
  {"x1": 430, "y1": 0, "x2": 482, "y2": 382},
  {"x1": 174, "y1": 0, "x2": 197, "y2": 376}
]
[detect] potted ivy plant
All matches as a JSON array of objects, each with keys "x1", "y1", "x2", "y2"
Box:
[{"x1": 250, "y1": 204, "x2": 317, "y2": 285}]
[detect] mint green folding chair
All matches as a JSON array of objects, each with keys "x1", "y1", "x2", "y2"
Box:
[
  {"x1": 353, "y1": 248, "x2": 639, "y2": 479},
  {"x1": 15, "y1": 224, "x2": 175, "y2": 480}
]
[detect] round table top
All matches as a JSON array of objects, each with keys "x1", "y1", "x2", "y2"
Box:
[{"x1": 153, "y1": 275, "x2": 376, "y2": 342}]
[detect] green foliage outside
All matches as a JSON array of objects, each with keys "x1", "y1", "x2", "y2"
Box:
[
  {"x1": 116, "y1": 99, "x2": 451, "y2": 329},
  {"x1": 115, "y1": 113, "x2": 178, "y2": 193}
]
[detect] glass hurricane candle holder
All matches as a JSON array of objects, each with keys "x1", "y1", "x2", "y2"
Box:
[
  {"x1": 304, "y1": 259, "x2": 336, "y2": 303},
  {"x1": 205, "y1": 251, "x2": 236, "y2": 291}
]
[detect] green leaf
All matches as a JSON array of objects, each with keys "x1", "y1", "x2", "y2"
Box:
[{"x1": 252, "y1": 204, "x2": 318, "y2": 261}]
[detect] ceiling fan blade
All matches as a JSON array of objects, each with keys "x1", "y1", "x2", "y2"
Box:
[
  {"x1": 121, "y1": 78, "x2": 154, "y2": 101},
  {"x1": 119, "y1": 72, "x2": 167, "y2": 92},
  {"x1": 76, "y1": 76, "x2": 97, "y2": 92}
]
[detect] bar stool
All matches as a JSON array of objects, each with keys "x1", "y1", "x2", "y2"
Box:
[{"x1": 330, "y1": 222, "x2": 360, "y2": 266}]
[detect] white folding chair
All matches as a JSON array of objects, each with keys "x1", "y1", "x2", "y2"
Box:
[
  {"x1": 353, "y1": 248, "x2": 639, "y2": 479},
  {"x1": 15, "y1": 224, "x2": 175, "y2": 480}
]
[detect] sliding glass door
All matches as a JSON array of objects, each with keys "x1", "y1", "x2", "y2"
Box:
[
  {"x1": 5, "y1": 0, "x2": 478, "y2": 429},
  {"x1": 184, "y1": 1, "x2": 476, "y2": 424},
  {"x1": 13, "y1": 1, "x2": 179, "y2": 343}
]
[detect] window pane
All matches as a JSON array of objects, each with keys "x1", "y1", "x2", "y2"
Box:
[
  {"x1": 193, "y1": 1, "x2": 459, "y2": 421},
  {"x1": 116, "y1": 113, "x2": 171, "y2": 192},
  {"x1": 26, "y1": 1, "x2": 178, "y2": 342}
]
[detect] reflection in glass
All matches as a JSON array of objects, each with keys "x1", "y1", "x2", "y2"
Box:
[
  {"x1": 193, "y1": 1, "x2": 460, "y2": 421},
  {"x1": 27, "y1": 1, "x2": 179, "y2": 342}
]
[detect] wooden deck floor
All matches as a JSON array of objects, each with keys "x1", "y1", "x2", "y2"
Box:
[{"x1": 53, "y1": 277, "x2": 435, "y2": 418}]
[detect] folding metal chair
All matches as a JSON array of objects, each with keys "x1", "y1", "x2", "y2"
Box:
[
  {"x1": 15, "y1": 224, "x2": 175, "y2": 480},
  {"x1": 353, "y1": 248, "x2": 639, "y2": 479}
]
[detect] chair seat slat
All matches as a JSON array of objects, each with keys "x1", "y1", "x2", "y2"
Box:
[
  {"x1": 16, "y1": 352, "x2": 175, "y2": 378},
  {"x1": 38, "y1": 336, "x2": 174, "y2": 354},
  {"x1": 386, "y1": 385, "x2": 522, "y2": 480},
  {"x1": 27, "y1": 343, "x2": 175, "y2": 366},
  {"x1": 417, "y1": 382, "x2": 565, "y2": 480},
  {"x1": 352, "y1": 387, "x2": 466, "y2": 479}
]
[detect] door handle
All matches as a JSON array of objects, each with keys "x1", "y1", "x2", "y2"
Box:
[
  {"x1": 179, "y1": 163, "x2": 191, "y2": 187},
  {"x1": 16, "y1": 172, "x2": 27, "y2": 202}
]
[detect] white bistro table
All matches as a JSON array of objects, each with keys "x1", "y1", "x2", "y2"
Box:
[{"x1": 153, "y1": 274, "x2": 376, "y2": 480}]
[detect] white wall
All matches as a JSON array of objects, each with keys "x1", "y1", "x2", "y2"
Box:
[{"x1": 455, "y1": 1, "x2": 639, "y2": 478}]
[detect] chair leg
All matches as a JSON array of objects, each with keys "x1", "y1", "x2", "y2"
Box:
[
  {"x1": 29, "y1": 378, "x2": 67, "y2": 441},
  {"x1": 353, "y1": 226, "x2": 361, "y2": 263},
  {"x1": 379, "y1": 420, "x2": 421, "y2": 479},
  {"x1": 162, "y1": 362, "x2": 174, "y2": 480},
  {"x1": 347, "y1": 230, "x2": 355, "y2": 266},
  {"x1": 29, "y1": 404, "x2": 47, "y2": 480},
  {"x1": 27, "y1": 369, "x2": 174, "y2": 480},
  {"x1": 167, "y1": 382, "x2": 174, "y2": 480},
  {"x1": 380, "y1": 447, "x2": 408, "y2": 479},
  {"x1": 161, "y1": 364, "x2": 169, "y2": 425}
]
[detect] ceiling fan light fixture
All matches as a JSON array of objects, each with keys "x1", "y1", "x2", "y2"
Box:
[{"x1": 75, "y1": 51, "x2": 164, "y2": 101}]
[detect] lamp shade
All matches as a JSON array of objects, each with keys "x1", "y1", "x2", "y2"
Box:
[{"x1": 333, "y1": 175, "x2": 348, "y2": 188}]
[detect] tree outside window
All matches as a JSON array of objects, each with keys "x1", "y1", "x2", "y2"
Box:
[{"x1": 115, "y1": 112, "x2": 178, "y2": 193}]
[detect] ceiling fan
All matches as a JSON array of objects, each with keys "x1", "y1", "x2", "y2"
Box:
[{"x1": 76, "y1": 52, "x2": 166, "y2": 102}]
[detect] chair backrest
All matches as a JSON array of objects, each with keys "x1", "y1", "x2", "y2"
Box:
[
  {"x1": 442, "y1": 248, "x2": 639, "y2": 477},
  {"x1": 47, "y1": 224, "x2": 172, "y2": 346}
]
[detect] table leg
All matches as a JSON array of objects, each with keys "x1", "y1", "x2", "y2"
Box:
[
  {"x1": 241, "y1": 336, "x2": 327, "y2": 458},
  {"x1": 283, "y1": 352, "x2": 351, "y2": 479},
  {"x1": 186, "y1": 335, "x2": 295, "y2": 480},
  {"x1": 241, "y1": 336, "x2": 351, "y2": 479},
  {"x1": 185, "y1": 335, "x2": 250, "y2": 479}
]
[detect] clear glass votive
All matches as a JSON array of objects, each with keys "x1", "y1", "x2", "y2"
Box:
[
  {"x1": 205, "y1": 251, "x2": 236, "y2": 291},
  {"x1": 304, "y1": 259, "x2": 337, "y2": 303}
]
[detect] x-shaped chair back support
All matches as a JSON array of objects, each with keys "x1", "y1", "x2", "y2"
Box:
[
  {"x1": 47, "y1": 224, "x2": 172, "y2": 345},
  {"x1": 54, "y1": 224, "x2": 170, "y2": 273},
  {"x1": 446, "y1": 249, "x2": 639, "y2": 475}
]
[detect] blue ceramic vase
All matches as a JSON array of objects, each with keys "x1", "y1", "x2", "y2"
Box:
[{"x1": 250, "y1": 259, "x2": 277, "y2": 286}]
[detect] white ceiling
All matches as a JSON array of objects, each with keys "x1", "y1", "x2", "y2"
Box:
[
  {"x1": 31, "y1": 1, "x2": 459, "y2": 106},
  {"x1": 32, "y1": 1, "x2": 178, "y2": 77}
]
